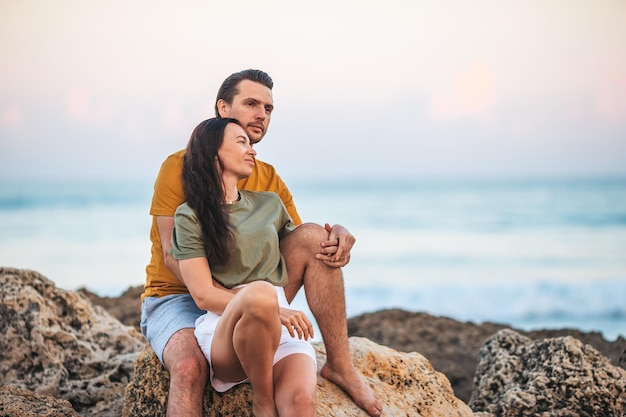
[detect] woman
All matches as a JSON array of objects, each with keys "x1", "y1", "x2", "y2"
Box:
[{"x1": 170, "y1": 117, "x2": 317, "y2": 417}]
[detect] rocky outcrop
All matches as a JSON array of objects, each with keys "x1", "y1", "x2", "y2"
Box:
[
  {"x1": 79, "y1": 285, "x2": 144, "y2": 330},
  {"x1": 0, "y1": 385, "x2": 81, "y2": 417},
  {"x1": 347, "y1": 309, "x2": 626, "y2": 403},
  {"x1": 0, "y1": 267, "x2": 146, "y2": 416},
  {"x1": 469, "y1": 329, "x2": 626, "y2": 416},
  {"x1": 123, "y1": 337, "x2": 475, "y2": 417},
  {"x1": 3, "y1": 267, "x2": 625, "y2": 416}
]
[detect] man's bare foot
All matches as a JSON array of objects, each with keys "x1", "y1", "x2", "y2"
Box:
[{"x1": 321, "y1": 362, "x2": 383, "y2": 416}]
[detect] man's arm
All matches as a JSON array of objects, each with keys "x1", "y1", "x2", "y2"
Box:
[{"x1": 156, "y1": 215, "x2": 183, "y2": 281}]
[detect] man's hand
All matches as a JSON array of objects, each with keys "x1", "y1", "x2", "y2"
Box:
[{"x1": 316, "y1": 223, "x2": 355, "y2": 268}]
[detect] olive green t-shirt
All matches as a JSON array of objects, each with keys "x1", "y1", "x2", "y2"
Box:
[{"x1": 171, "y1": 190, "x2": 296, "y2": 288}]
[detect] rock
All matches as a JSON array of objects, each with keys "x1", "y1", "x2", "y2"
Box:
[
  {"x1": 123, "y1": 337, "x2": 475, "y2": 416},
  {"x1": 0, "y1": 385, "x2": 81, "y2": 417},
  {"x1": 8, "y1": 267, "x2": 622, "y2": 416},
  {"x1": 525, "y1": 328, "x2": 625, "y2": 367},
  {"x1": 88, "y1": 289, "x2": 626, "y2": 405},
  {"x1": 469, "y1": 329, "x2": 626, "y2": 416},
  {"x1": 79, "y1": 285, "x2": 143, "y2": 330},
  {"x1": 347, "y1": 309, "x2": 626, "y2": 403},
  {"x1": 0, "y1": 267, "x2": 147, "y2": 417},
  {"x1": 348, "y1": 309, "x2": 506, "y2": 402}
]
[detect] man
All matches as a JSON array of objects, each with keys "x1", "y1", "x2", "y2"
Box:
[{"x1": 141, "y1": 69, "x2": 382, "y2": 417}]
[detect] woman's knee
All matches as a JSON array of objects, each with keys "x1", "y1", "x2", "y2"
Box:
[
  {"x1": 238, "y1": 281, "x2": 278, "y2": 315},
  {"x1": 291, "y1": 387, "x2": 316, "y2": 408},
  {"x1": 277, "y1": 383, "x2": 316, "y2": 414}
]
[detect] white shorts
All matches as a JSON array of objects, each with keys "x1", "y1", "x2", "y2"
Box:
[{"x1": 194, "y1": 285, "x2": 317, "y2": 392}]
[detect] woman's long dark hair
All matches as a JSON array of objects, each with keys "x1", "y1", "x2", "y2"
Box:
[{"x1": 182, "y1": 117, "x2": 241, "y2": 265}]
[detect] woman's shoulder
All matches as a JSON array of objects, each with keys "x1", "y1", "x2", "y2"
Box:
[
  {"x1": 174, "y1": 202, "x2": 194, "y2": 216},
  {"x1": 240, "y1": 189, "x2": 282, "y2": 203}
]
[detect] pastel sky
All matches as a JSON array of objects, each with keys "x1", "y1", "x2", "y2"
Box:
[{"x1": 1, "y1": 0, "x2": 625, "y2": 182}]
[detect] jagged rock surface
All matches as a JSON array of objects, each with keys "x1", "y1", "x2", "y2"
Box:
[
  {"x1": 0, "y1": 267, "x2": 146, "y2": 416},
  {"x1": 79, "y1": 285, "x2": 144, "y2": 330},
  {"x1": 0, "y1": 385, "x2": 81, "y2": 417},
  {"x1": 123, "y1": 337, "x2": 475, "y2": 417},
  {"x1": 347, "y1": 308, "x2": 626, "y2": 403},
  {"x1": 4, "y1": 267, "x2": 625, "y2": 417},
  {"x1": 469, "y1": 329, "x2": 626, "y2": 416}
]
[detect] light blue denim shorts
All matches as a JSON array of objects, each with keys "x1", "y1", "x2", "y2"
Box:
[{"x1": 140, "y1": 293, "x2": 205, "y2": 362}]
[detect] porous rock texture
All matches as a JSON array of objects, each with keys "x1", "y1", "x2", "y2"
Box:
[
  {"x1": 0, "y1": 267, "x2": 146, "y2": 416},
  {"x1": 5, "y1": 266, "x2": 624, "y2": 417},
  {"x1": 123, "y1": 337, "x2": 475, "y2": 417},
  {"x1": 0, "y1": 385, "x2": 80, "y2": 417},
  {"x1": 469, "y1": 329, "x2": 626, "y2": 417},
  {"x1": 347, "y1": 309, "x2": 626, "y2": 403}
]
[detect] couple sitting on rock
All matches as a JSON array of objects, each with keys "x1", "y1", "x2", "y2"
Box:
[{"x1": 140, "y1": 69, "x2": 383, "y2": 417}]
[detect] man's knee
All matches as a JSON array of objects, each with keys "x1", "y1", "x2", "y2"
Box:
[
  {"x1": 282, "y1": 223, "x2": 327, "y2": 253},
  {"x1": 169, "y1": 352, "x2": 208, "y2": 385},
  {"x1": 163, "y1": 330, "x2": 208, "y2": 384},
  {"x1": 294, "y1": 222, "x2": 327, "y2": 242}
]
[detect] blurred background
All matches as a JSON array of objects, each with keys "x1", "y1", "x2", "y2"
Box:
[{"x1": 1, "y1": 0, "x2": 625, "y2": 340}]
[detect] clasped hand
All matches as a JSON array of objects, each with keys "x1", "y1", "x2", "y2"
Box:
[{"x1": 316, "y1": 223, "x2": 356, "y2": 267}]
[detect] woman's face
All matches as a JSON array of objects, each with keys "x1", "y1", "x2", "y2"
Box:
[{"x1": 217, "y1": 123, "x2": 257, "y2": 179}]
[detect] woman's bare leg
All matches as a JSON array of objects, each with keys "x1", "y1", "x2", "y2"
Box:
[
  {"x1": 210, "y1": 281, "x2": 282, "y2": 417},
  {"x1": 273, "y1": 354, "x2": 317, "y2": 417}
]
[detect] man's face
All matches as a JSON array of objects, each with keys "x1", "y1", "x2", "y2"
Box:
[{"x1": 218, "y1": 80, "x2": 274, "y2": 145}]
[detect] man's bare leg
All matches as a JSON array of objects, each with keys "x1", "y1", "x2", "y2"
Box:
[
  {"x1": 281, "y1": 223, "x2": 383, "y2": 417},
  {"x1": 162, "y1": 328, "x2": 208, "y2": 417}
]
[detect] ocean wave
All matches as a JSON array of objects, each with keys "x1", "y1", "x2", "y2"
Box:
[
  {"x1": 0, "y1": 180, "x2": 152, "y2": 210},
  {"x1": 341, "y1": 279, "x2": 626, "y2": 340}
]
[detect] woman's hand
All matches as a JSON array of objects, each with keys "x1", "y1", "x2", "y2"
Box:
[{"x1": 279, "y1": 307, "x2": 314, "y2": 340}]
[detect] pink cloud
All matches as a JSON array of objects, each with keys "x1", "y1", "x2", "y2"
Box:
[
  {"x1": 593, "y1": 72, "x2": 626, "y2": 123},
  {"x1": 67, "y1": 89, "x2": 115, "y2": 124},
  {"x1": 430, "y1": 61, "x2": 496, "y2": 122},
  {"x1": 0, "y1": 105, "x2": 25, "y2": 129}
]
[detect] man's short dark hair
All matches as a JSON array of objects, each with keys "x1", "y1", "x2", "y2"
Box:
[{"x1": 214, "y1": 69, "x2": 274, "y2": 117}]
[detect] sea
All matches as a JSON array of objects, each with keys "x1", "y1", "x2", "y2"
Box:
[{"x1": 1, "y1": 177, "x2": 625, "y2": 341}]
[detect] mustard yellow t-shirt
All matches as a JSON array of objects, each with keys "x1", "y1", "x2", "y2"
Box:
[{"x1": 142, "y1": 149, "x2": 301, "y2": 300}]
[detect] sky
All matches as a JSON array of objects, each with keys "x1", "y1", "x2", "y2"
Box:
[{"x1": 1, "y1": 0, "x2": 625, "y2": 183}]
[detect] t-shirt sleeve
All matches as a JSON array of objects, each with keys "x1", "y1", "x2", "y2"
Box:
[
  {"x1": 171, "y1": 207, "x2": 206, "y2": 260},
  {"x1": 150, "y1": 152, "x2": 185, "y2": 217},
  {"x1": 269, "y1": 173, "x2": 301, "y2": 226},
  {"x1": 276, "y1": 195, "x2": 297, "y2": 239},
  {"x1": 239, "y1": 160, "x2": 302, "y2": 225}
]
